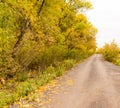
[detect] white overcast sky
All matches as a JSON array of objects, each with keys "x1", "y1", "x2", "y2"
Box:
[{"x1": 86, "y1": 0, "x2": 120, "y2": 47}]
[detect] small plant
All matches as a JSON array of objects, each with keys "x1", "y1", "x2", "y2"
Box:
[
  {"x1": 63, "y1": 59, "x2": 76, "y2": 70},
  {"x1": 16, "y1": 72, "x2": 28, "y2": 82}
]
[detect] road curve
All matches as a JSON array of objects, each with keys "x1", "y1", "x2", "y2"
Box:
[
  {"x1": 11, "y1": 54, "x2": 120, "y2": 108},
  {"x1": 41, "y1": 54, "x2": 120, "y2": 108}
]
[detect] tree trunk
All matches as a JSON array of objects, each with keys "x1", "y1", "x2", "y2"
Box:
[
  {"x1": 38, "y1": 0, "x2": 45, "y2": 15},
  {"x1": 12, "y1": 20, "x2": 30, "y2": 58}
]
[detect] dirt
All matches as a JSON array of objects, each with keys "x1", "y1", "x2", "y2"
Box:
[{"x1": 10, "y1": 54, "x2": 120, "y2": 108}]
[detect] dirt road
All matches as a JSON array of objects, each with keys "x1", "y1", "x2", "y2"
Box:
[{"x1": 11, "y1": 54, "x2": 120, "y2": 108}]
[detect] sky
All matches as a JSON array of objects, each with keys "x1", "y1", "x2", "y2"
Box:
[{"x1": 86, "y1": 0, "x2": 120, "y2": 47}]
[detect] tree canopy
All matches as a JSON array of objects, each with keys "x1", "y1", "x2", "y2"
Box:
[
  {"x1": 0, "y1": 0, "x2": 97, "y2": 78},
  {"x1": 0, "y1": 0, "x2": 97, "y2": 106}
]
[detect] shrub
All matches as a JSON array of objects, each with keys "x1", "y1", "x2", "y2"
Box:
[
  {"x1": 102, "y1": 42, "x2": 120, "y2": 63},
  {"x1": 62, "y1": 59, "x2": 76, "y2": 70},
  {"x1": 0, "y1": 54, "x2": 20, "y2": 79}
]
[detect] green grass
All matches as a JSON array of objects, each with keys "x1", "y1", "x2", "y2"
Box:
[{"x1": 0, "y1": 59, "x2": 77, "y2": 107}]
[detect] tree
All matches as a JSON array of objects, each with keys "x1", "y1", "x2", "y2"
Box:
[{"x1": 0, "y1": 0, "x2": 97, "y2": 78}]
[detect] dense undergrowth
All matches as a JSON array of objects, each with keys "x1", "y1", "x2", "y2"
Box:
[
  {"x1": 0, "y1": 0, "x2": 97, "y2": 107},
  {"x1": 0, "y1": 49, "x2": 92, "y2": 107},
  {"x1": 0, "y1": 59, "x2": 77, "y2": 107},
  {"x1": 0, "y1": 50, "x2": 94, "y2": 107}
]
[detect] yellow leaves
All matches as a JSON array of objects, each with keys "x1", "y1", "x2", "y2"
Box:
[
  {"x1": 76, "y1": 14, "x2": 87, "y2": 24},
  {"x1": 0, "y1": 0, "x2": 97, "y2": 107},
  {"x1": 11, "y1": 79, "x2": 58, "y2": 108},
  {"x1": 22, "y1": 104, "x2": 32, "y2": 108},
  {"x1": 101, "y1": 41, "x2": 120, "y2": 62},
  {"x1": 16, "y1": 0, "x2": 37, "y2": 23},
  {"x1": 34, "y1": 80, "x2": 57, "y2": 98},
  {"x1": 66, "y1": 79, "x2": 74, "y2": 86},
  {"x1": 29, "y1": 13, "x2": 37, "y2": 24},
  {"x1": 75, "y1": 14, "x2": 88, "y2": 30},
  {"x1": 0, "y1": 28, "x2": 3, "y2": 33}
]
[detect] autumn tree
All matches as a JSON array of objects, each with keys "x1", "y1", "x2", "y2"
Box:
[{"x1": 0, "y1": 0, "x2": 97, "y2": 78}]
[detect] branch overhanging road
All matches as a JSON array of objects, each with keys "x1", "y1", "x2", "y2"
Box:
[{"x1": 11, "y1": 54, "x2": 120, "y2": 108}]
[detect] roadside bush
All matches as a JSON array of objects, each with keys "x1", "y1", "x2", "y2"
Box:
[
  {"x1": 0, "y1": 54, "x2": 20, "y2": 79},
  {"x1": 65, "y1": 49, "x2": 82, "y2": 60},
  {"x1": 62, "y1": 59, "x2": 76, "y2": 70},
  {"x1": 102, "y1": 42, "x2": 120, "y2": 63},
  {"x1": 16, "y1": 72, "x2": 28, "y2": 82},
  {"x1": 28, "y1": 45, "x2": 67, "y2": 70}
]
